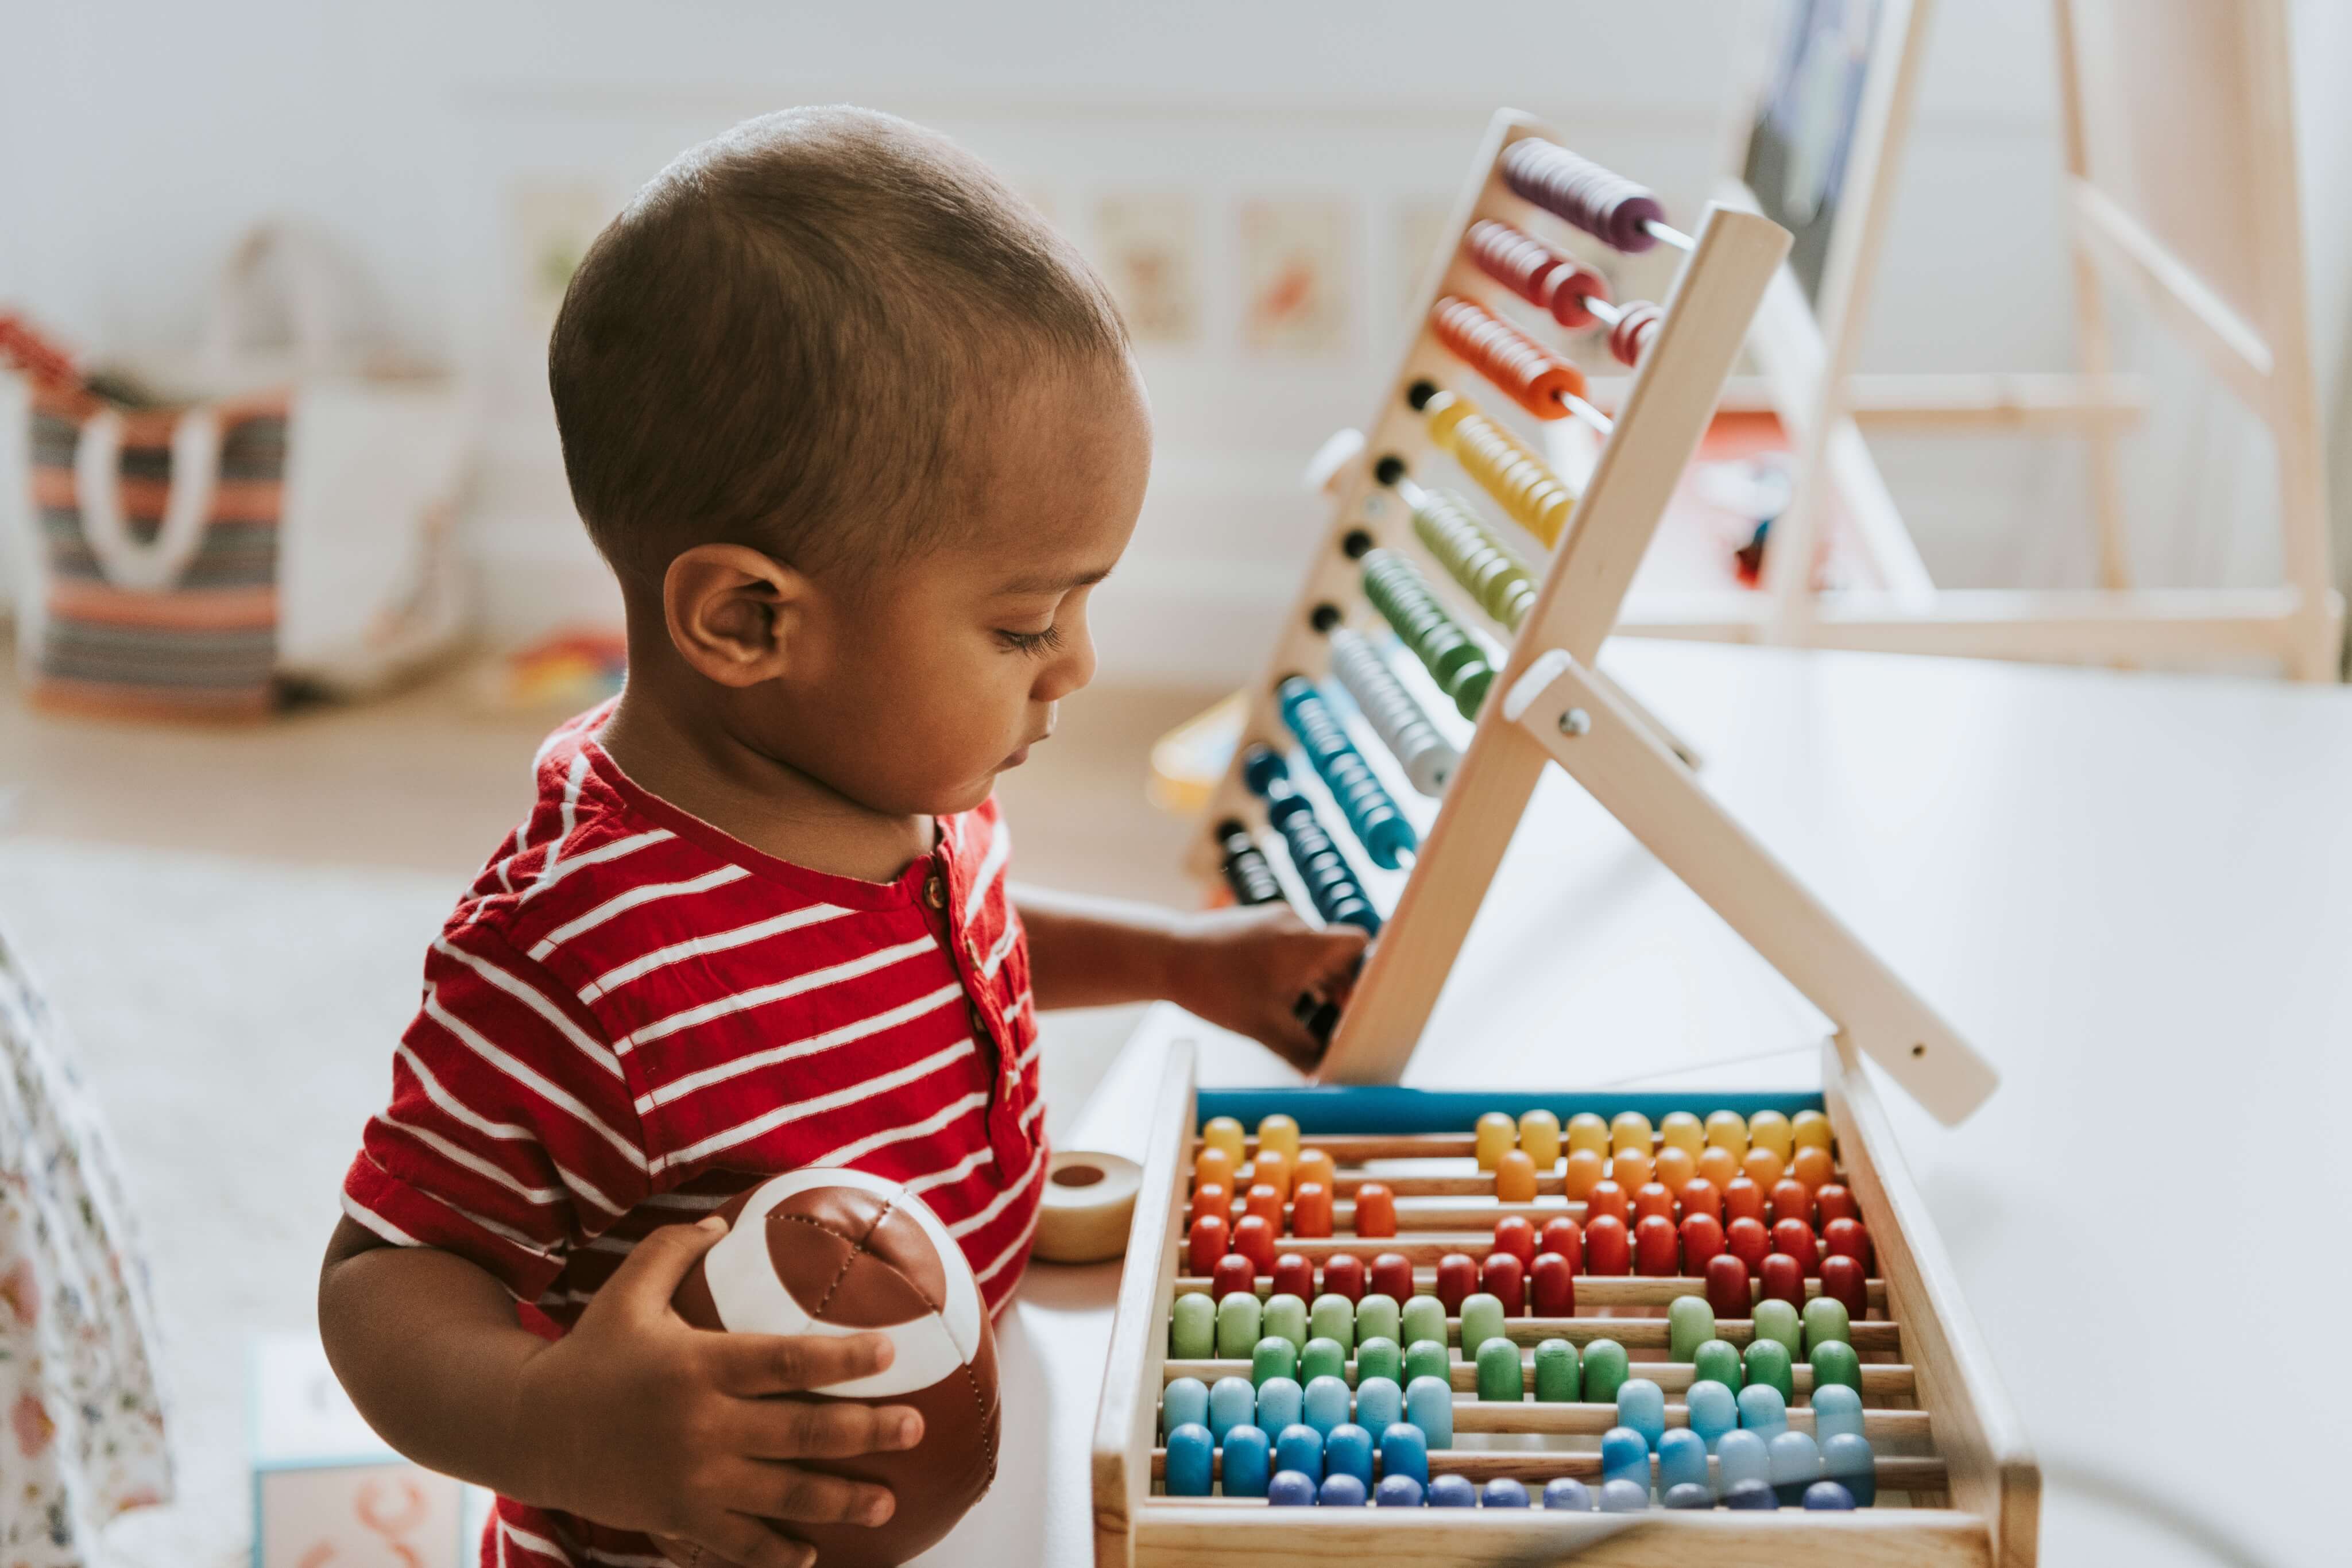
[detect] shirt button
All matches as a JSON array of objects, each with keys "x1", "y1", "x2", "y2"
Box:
[{"x1": 924, "y1": 876, "x2": 945, "y2": 909}]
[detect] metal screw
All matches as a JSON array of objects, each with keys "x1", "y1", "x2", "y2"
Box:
[{"x1": 1558, "y1": 707, "x2": 1591, "y2": 737}]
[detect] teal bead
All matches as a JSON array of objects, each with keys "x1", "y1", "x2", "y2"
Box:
[
  {"x1": 1355, "y1": 1375, "x2": 1403, "y2": 1437},
  {"x1": 1256, "y1": 1375, "x2": 1303, "y2": 1433},
  {"x1": 1216, "y1": 1294, "x2": 1263, "y2": 1360},
  {"x1": 1598, "y1": 1426, "x2": 1649, "y2": 1491},
  {"x1": 1301, "y1": 1337, "x2": 1347, "y2": 1386},
  {"x1": 1769, "y1": 1430, "x2": 1823, "y2": 1506},
  {"x1": 1668, "y1": 1296, "x2": 1716, "y2": 1362},
  {"x1": 1716, "y1": 1428, "x2": 1770, "y2": 1493},
  {"x1": 1581, "y1": 1338, "x2": 1630, "y2": 1406},
  {"x1": 1658, "y1": 1428, "x2": 1709, "y2": 1495},
  {"x1": 1164, "y1": 1422, "x2": 1214, "y2": 1496},
  {"x1": 1811, "y1": 1383, "x2": 1864, "y2": 1445},
  {"x1": 1355, "y1": 1335, "x2": 1403, "y2": 1387},
  {"x1": 1209, "y1": 1376, "x2": 1256, "y2": 1442},
  {"x1": 1810, "y1": 1339, "x2": 1862, "y2": 1394},
  {"x1": 1263, "y1": 1293, "x2": 1309, "y2": 1352},
  {"x1": 1405, "y1": 1374, "x2": 1453, "y2": 1448},
  {"x1": 1532, "y1": 1338, "x2": 1580, "y2": 1402},
  {"x1": 1822, "y1": 1431, "x2": 1876, "y2": 1507},
  {"x1": 1303, "y1": 1375, "x2": 1352, "y2": 1437},
  {"x1": 1170, "y1": 1294, "x2": 1215, "y2": 1360},
  {"x1": 1251, "y1": 1335, "x2": 1297, "y2": 1389},
  {"x1": 1616, "y1": 1377, "x2": 1665, "y2": 1450},
  {"x1": 1162, "y1": 1376, "x2": 1208, "y2": 1441},
  {"x1": 1310, "y1": 1293, "x2": 1356, "y2": 1354},
  {"x1": 1742, "y1": 1337, "x2": 1794, "y2": 1403},
  {"x1": 1476, "y1": 1339, "x2": 1523, "y2": 1401},
  {"x1": 1459, "y1": 1293, "x2": 1506, "y2": 1359},
  {"x1": 1802, "y1": 1295, "x2": 1851, "y2": 1356},
  {"x1": 1403, "y1": 1339, "x2": 1451, "y2": 1388},
  {"x1": 1401, "y1": 1296, "x2": 1449, "y2": 1350},
  {"x1": 1736, "y1": 1382, "x2": 1788, "y2": 1440},
  {"x1": 1751, "y1": 1298, "x2": 1802, "y2": 1360},
  {"x1": 1685, "y1": 1379, "x2": 1738, "y2": 1450},
  {"x1": 1355, "y1": 1294, "x2": 1402, "y2": 1348},
  {"x1": 1691, "y1": 1338, "x2": 1744, "y2": 1391}
]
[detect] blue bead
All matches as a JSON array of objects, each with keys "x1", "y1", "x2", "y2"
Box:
[
  {"x1": 1255, "y1": 1376, "x2": 1304, "y2": 1435},
  {"x1": 1663, "y1": 1481, "x2": 1714, "y2": 1510},
  {"x1": 1716, "y1": 1428, "x2": 1770, "y2": 1494},
  {"x1": 1804, "y1": 1480, "x2": 1856, "y2": 1511},
  {"x1": 1304, "y1": 1375, "x2": 1353, "y2": 1438},
  {"x1": 1208, "y1": 1377, "x2": 1256, "y2": 1443},
  {"x1": 1405, "y1": 1375, "x2": 1454, "y2": 1448},
  {"x1": 1736, "y1": 1382, "x2": 1788, "y2": 1439},
  {"x1": 1164, "y1": 1423, "x2": 1214, "y2": 1497},
  {"x1": 1722, "y1": 1478, "x2": 1777, "y2": 1510},
  {"x1": 1768, "y1": 1430, "x2": 1823, "y2": 1507},
  {"x1": 1482, "y1": 1478, "x2": 1530, "y2": 1508},
  {"x1": 1657, "y1": 1428, "x2": 1709, "y2": 1496},
  {"x1": 1324, "y1": 1423, "x2": 1374, "y2": 1489},
  {"x1": 1811, "y1": 1383, "x2": 1864, "y2": 1446},
  {"x1": 1821, "y1": 1431, "x2": 1877, "y2": 1508},
  {"x1": 1353, "y1": 1376, "x2": 1403, "y2": 1438},
  {"x1": 1375, "y1": 1474, "x2": 1425, "y2": 1508},
  {"x1": 1616, "y1": 1377, "x2": 1666, "y2": 1451},
  {"x1": 1597, "y1": 1478, "x2": 1650, "y2": 1513},
  {"x1": 1268, "y1": 1470, "x2": 1318, "y2": 1507},
  {"x1": 1599, "y1": 1426, "x2": 1651, "y2": 1491},
  {"x1": 1378, "y1": 1422, "x2": 1429, "y2": 1486},
  {"x1": 1318, "y1": 1473, "x2": 1368, "y2": 1507},
  {"x1": 1220, "y1": 1424, "x2": 1270, "y2": 1499},
  {"x1": 1685, "y1": 1379, "x2": 1738, "y2": 1450},
  {"x1": 1274, "y1": 1423, "x2": 1324, "y2": 1482},
  {"x1": 1162, "y1": 1377, "x2": 1208, "y2": 1440},
  {"x1": 1428, "y1": 1474, "x2": 1478, "y2": 1508},
  {"x1": 1542, "y1": 1478, "x2": 1593, "y2": 1512}
]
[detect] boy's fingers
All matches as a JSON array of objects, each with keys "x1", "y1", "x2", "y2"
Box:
[
  {"x1": 601, "y1": 1217, "x2": 728, "y2": 1319},
  {"x1": 733, "y1": 1397, "x2": 923, "y2": 1459},
  {"x1": 737, "y1": 1461, "x2": 898, "y2": 1527},
  {"x1": 711, "y1": 1330, "x2": 895, "y2": 1394}
]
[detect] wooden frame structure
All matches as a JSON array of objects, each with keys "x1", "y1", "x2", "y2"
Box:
[
  {"x1": 1090, "y1": 1054, "x2": 2038, "y2": 1565},
  {"x1": 1607, "y1": 0, "x2": 2342, "y2": 679}
]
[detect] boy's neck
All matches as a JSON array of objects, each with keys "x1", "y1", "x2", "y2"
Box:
[{"x1": 597, "y1": 679, "x2": 934, "y2": 886}]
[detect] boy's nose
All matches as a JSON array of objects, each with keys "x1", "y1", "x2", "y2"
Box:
[{"x1": 1036, "y1": 629, "x2": 1096, "y2": 702}]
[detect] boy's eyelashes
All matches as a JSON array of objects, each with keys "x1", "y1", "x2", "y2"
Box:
[{"x1": 995, "y1": 622, "x2": 1065, "y2": 656}]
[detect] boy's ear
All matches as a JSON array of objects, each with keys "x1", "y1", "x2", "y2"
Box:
[{"x1": 662, "y1": 544, "x2": 807, "y2": 687}]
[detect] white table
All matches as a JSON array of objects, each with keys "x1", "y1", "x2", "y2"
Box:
[{"x1": 931, "y1": 641, "x2": 2350, "y2": 1568}]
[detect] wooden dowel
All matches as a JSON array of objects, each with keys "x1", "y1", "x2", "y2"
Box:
[
  {"x1": 1223, "y1": 1130, "x2": 1843, "y2": 1168},
  {"x1": 1171, "y1": 1275, "x2": 1889, "y2": 1311},
  {"x1": 1160, "y1": 1357, "x2": 1918, "y2": 1399},
  {"x1": 1231, "y1": 1235, "x2": 1864, "y2": 1265},
  {"x1": 1148, "y1": 1449, "x2": 1947, "y2": 1488}
]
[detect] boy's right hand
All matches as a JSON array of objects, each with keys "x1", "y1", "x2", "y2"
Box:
[{"x1": 510, "y1": 1214, "x2": 925, "y2": 1568}]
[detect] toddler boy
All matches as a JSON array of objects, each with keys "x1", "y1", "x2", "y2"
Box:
[{"x1": 318, "y1": 107, "x2": 1365, "y2": 1568}]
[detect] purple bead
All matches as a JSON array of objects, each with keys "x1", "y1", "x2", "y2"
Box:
[
  {"x1": 1374, "y1": 1473, "x2": 1425, "y2": 1508},
  {"x1": 1542, "y1": 1477, "x2": 1593, "y2": 1511},
  {"x1": 1268, "y1": 1469, "x2": 1318, "y2": 1507},
  {"x1": 1804, "y1": 1480, "x2": 1857, "y2": 1511},
  {"x1": 1723, "y1": 1478, "x2": 1777, "y2": 1510},
  {"x1": 1318, "y1": 1473, "x2": 1368, "y2": 1507},
  {"x1": 1428, "y1": 1474, "x2": 1478, "y2": 1508},
  {"x1": 1481, "y1": 1478, "x2": 1530, "y2": 1508}
]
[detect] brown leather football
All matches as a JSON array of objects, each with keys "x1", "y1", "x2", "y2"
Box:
[{"x1": 664, "y1": 1169, "x2": 1000, "y2": 1567}]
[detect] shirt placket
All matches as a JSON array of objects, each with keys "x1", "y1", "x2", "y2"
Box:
[{"x1": 926, "y1": 845, "x2": 1031, "y2": 1180}]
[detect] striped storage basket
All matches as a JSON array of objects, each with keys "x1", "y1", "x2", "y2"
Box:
[{"x1": 28, "y1": 390, "x2": 288, "y2": 720}]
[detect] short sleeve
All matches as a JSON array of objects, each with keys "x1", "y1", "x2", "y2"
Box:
[{"x1": 341, "y1": 921, "x2": 651, "y2": 1302}]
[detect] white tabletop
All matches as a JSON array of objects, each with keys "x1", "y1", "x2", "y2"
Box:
[{"x1": 933, "y1": 641, "x2": 2350, "y2": 1568}]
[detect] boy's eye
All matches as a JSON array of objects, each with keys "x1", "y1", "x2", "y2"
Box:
[{"x1": 995, "y1": 624, "x2": 1064, "y2": 656}]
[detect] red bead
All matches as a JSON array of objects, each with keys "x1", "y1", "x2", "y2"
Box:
[
  {"x1": 1272, "y1": 1253, "x2": 1315, "y2": 1302},
  {"x1": 1480, "y1": 1252, "x2": 1526, "y2": 1315},
  {"x1": 1678, "y1": 1213, "x2": 1726, "y2": 1273},
  {"x1": 1232, "y1": 1214, "x2": 1277, "y2": 1275},
  {"x1": 1370, "y1": 1252, "x2": 1414, "y2": 1303},
  {"x1": 1212, "y1": 1254, "x2": 1256, "y2": 1299},
  {"x1": 1587, "y1": 1180, "x2": 1630, "y2": 1224},
  {"x1": 1723, "y1": 1177, "x2": 1765, "y2": 1225},
  {"x1": 1823, "y1": 1218, "x2": 1873, "y2": 1276},
  {"x1": 1492, "y1": 1215, "x2": 1537, "y2": 1271},
  {"x1": 1187, "y1": 1214, "x2": 1229, "y2": 1277},
  {"x1": 1814, "y1": 1183, "x2": 1859, "y2": 1227},
  {"x1": 1584, "y1": 1214, "x2": 1631, "y2": 1275},
  {"x1": 1531, "y1": 1252, "x2": 1576, "y2": 1317},
  {"x1": 1679, "y1": 1178, "x2": 1723, "y2": 1225},
  {"x1": 1726, "y1": 1216, "x2": 1770, "y2": 1276},
  {"x1": 1435, "y1": 1253, "x2": 1479, "y2": 1314},
  {"x1": 1770, "y1": 1179, "x2": 1814, "y2": 1231},
  {"x1": 1352, "y1": 1180, "x2": 1398, "y2": 1238},
  {"x1": 1189, "y1": 1182, "x2": 1229, "y2": 1228},
  {"x1": 1633, "y1": 1182, "x2": 1676, "y2": 1224},
  {"x1": 1634, "y1": 1214, "x2": 1680, "y2": 1276},
  {"x1": 1820, "y1": 1255, "x2": 1867, "y2": 1319},
  {"x1": 1245, "y1": 1183, "x2": 1283, "y2": 1229},
  {"x1": 1321, "y1": 1253, "x2": 1367, "y2": 1304},
  {"x1": 1759, "y1": 1252, "x2": 1805, "y2": 1307},
  {"x1": 1537, "y1": 1217, "x2": 1584, "y2": 1275},
  {"x1": 1291, "y1": 1180, "x2": 1334, "y2": 1238},
  {"x1": 1771, "y1": 1218, "x2": 1820, "y2": 1276},
  {"x1": 1704, "y1": 1253, "x2": 1751, "y2": 1319}
]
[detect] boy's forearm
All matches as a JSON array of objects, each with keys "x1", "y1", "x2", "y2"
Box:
[{"x1": 1011, "y1": 884, "x2": 1191, "y2": 1010}]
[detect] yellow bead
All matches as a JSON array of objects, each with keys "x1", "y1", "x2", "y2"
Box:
[
  {"x1": 1203, "y1": 1117, "x2": 1245, "y2": 1168},
  {"x1": 1658, "y1": 1112, "x2": 1705, "y2": 1159},
  {"x1": 1747, "y1": 1110, "x2": 1794, "y2": 1164},
  {"x1": 1517, "y1": 1109, "x2": 1562, "y2": 1171},
  {"x1": 1426, "y1": 390, "x2": 1473, "y2": 446},
  {"x1": 1610, "y1": 1111, "x2": 1654, "y2": 1155},
  {"x1": 1704, "y1": 1110, "x2": 1750, "y2": 1159},
  {"x1": 1791, "y1": 1110, "x2": 1833, "y2": 1152},
  {"x1": 1566, "y1": 1113, "x2": 1610, "y2": 1156},
  {"x1": 1654, "y1": 1145, "x2": 1696, "y2": 1195},
  {"x1": 1258, "y1": 1114, "x2": 1302, "y2": 1167},
  {"x1": 1475, "y1": 1111, "x2": 1518, "y2": 1172},
  {"x1": 1495, "y1": 1149, "x2": 1539, "y2": 1204}
]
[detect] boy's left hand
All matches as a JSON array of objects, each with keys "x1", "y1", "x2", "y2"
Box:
[{"x1": 1163, "y1": 905, "x2": 1369, "y2": 1074}]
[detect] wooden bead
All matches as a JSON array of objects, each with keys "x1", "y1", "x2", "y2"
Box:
[
  {"x1": 1566, "y1": 1112, "x2": 1610, "y2": 1156},
  {"x1": 1704, "y1": 1253, "x2": 1751, "y2": 1319},
  {"x1": 1634, "y1": 1214, "x2": 1680, "y2": 1276},
  {"x1": 1475, "y1": 1112, "x2": 1518, "y2": 1171},
  {"x1": 1587, "y1": 1180, "x2": 1630, "y2": 1224},
  {"x1": 1792, "y1": 1145, "x2": 1837, "y2": 1193},
  {"x1": 1633, "y1": 1182, "x2": 1675, "y2": 1223},
  {"x1": 1250, "y1": 1149, "x2": 1291, "y2": 1202},
  {"x1": 1531, "y1": 1253, "x2": 1576, "y2": 1317},
  {"x1": 1321, "y1": 1253, "x2": 1367, "y2": 1304},
  {"x1": 1291, "y1": 1180, "x2": 1334, "y2": 1238},
  {"x1": 1480, "y1": 1252, "x2": 1525, "y2": 1315},
  {"x1": 1726, "y1": 1216, "x2": 1770, "y2": 1276},
  {"x1": 1294, "y1": 1148, "x2": 1337, "y2": 1195},
  {"x1": 1747, "y1": 1110, "x2": 1794, "y2": 1164},
  {"x1": 1610, "y1": 1112, "x2": 1653, "y2": 1155},
  {"x1": 1533, "y1": 1337, "x2": 1580, "y2": 1401},
  {"x1": 1751, "y1": 1297, "x2": 1801, "y2": 1360},
  {"x1": 1212, "y1": 1253, "x2": 1256, "y2": 1299},
  {"x1": 1187, "y1": 1181, "x2": 1228, "y2": 1228},
  {"x1": 1356, "y1": 1295, "x2": 1400, "y2": 1348},
  {"x1": 1459, "y1": 1294, "x2": 1507, "y2": 1358},
  {"x1": 1495, "y1": 1149, "x2": 1539, "y2": 1203},
  {"x1": 1538, "y1": 1217, "x2": 1583, "y2": 1273},
  {"x1": 1723, "y1": 1176, "x2": 1765, "y2": 1225},
  {"x1": 1704, "y1": 1110, "x2": 1749, "y2": 1158},
  {"x1": 1678, "y1": 1213, "x2": 1726, "y2": 1272},
  {"x1": 1823, "y1": 1217, "x2": 1873, "y2": 1276},
  {"x1": 1581, "y1": 1338, "x2": 1631, "y2": 1404},
  {"x1": 1759, "y1": 1252, "x2": 1805, "y2": 1307},
  {"x1": 1491, "y1": 1216, "x2": 1536, "y2": 1271},
  {"x1": 1680, "y1": 1178, "x2": 1723, "y2": 1225},
  {"x1": 1696, "y1": 1145, "x2": 1740, "y2": 1193},
  {"x1": 1194, "y1": 1146, "x2": 1236, "y2": 1193},
  {"x1": 1352, "y1": 1180, "x2": 1396, "y2": 1238},
  {"x1": 1171, "y1": 1294, "x2": 1216, "y2": 1359},
  {"x1": 1790, "y1": 1110, "x2": 1833, "y2": 1152},
  {"x1": 1814, "y1": 1183, "x2": 1859, "y2": 1227},
  {"x1": 1517, "y1": 1109, "x2": 1562, "y2": 1170},
  {"x1": 1668, "y1": 1295, "x2": 1716, "y2": 1362},
  {"x1": 1658, "y1": 1110, "x2": 1705, "y2": 1157},
  {"x1": 1562, "y1": 1148, "x2": 1607, "y2": 1200},
  {"x1": 1233, "y1": 1214, "x2": 1278, "y2": 1274},
  {"x1": 1584, "y1": 1214, "x2": 1630, "y2": 1275},
  {"x1": 1609, "y1": 1148, "x2": 1653, "y2": 1192},
  {"x1": 1820, "y1": 1255, "x2": 1867, "y2": 1319},
  {"x1": 1743, "y1": 1147, "x2": 1786, "y2": 1191},
  {"x1": 1773, "y1": 1218, "x2": 1820, "y2": 1276},
  {"x1": 1653, "y1": 1144, "x2": 1697, "y2": 1195},
  {"x1": 1217, "y1": 1294, "x2": 1263, "y2": 1359},
  {"x1": 1258, "y1": 1113, "x2": 1302, "y2": 1166},
  {"x1": 1692, "y1": 1338, "x2": 1744, "y2": 1393},
  {"x1": 1434, "y1": 1253, "x2": 1478, "y2": 1314},
  {"x1": 1245, "y1": 1183, "x2": 1283, "y2": 1228},
  {"x1": 1770, "y1": 1179, "x2": 1813, "y2": 1231},
  {"x1": 1202, "y1": 1116, "x2": 1247, "y2": 1168},
  {"x1": 1188, "y1": 1214, "x2": 1229, "y2": 1277},
  {"x1": 1370, "y1": 1252, "x2": 1413, "y2": 1302},
  {"x1": 1272, "y1": 1253, "x2": 1315, "y2": 1301}
]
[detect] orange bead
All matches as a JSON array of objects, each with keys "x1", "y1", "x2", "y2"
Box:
[
  {"x1": 1587, "y1": 1179, "x2": 1629, "y2": 1224},
  {"x1": 1252, "y1": 1149, "x2": 1292, "y2": 1201},
  {"x1": 1492, "y1": 1215, "x2": 1538, "y2": 1270},
  {"x1": 1194, "y1": 1146, "x2": 1236, "y2": 1193},
  {"x1": 1633, "y1": 1182, "x2": 1676, "y2": 1223},
  {"x1": 1495, "y1": 1149, "x2": 1539, "y2": 1203},
  {"x1": 1769, "y1": 1179, "x2": 1813, "y2": 1231},
  {"x1": 1562, "y1": 1147, "x2": 1607, "y2": 1201},
  {"x1": 1232, "y1": 1214, "x2": 1278, "y2": 1274},
  {"x1": 1610, "y1": 1148, "x2": 1653, "y2": 1192},
  {"x1": 1723, "y1": 1176, "x2": 1765, "y2": 1225},
  {"x1": 1741, "y1": 1147, "x2": 1786, "y2": 1192},
  {"x1": 1653, "y1": 1145, "x2": 1697, "y2": 1196},
  {"x1": 1696, "y1": 1145, "x2": 1740, "y2": 1193},
  {"x1": 1189, "y1": 1181, "x2": 1229, "y2": 1228},
  {"x1": 1680, "y1": 1178, "x2": 1723, "y2": 1225},
  {"x1": 1294, "y1": 1148, "x2": 1337, "y2": 1194},
  {"x1": 1291, "y1": 1179, "x2": 1334, "y2": 1238},
  {"x1": 1245, "y1": 1183, "x2": 1283, "y2": 1228},
  {"x1": 1814, "y1": 1184, "x2": 1859, "y2": 1227},
  {"x1": 1792, "y1": 1145, "x2": 1836, "y2": 1193},
  {"x1": 1352, "y1": 1180, "x2": 1397, "y2": 1238}
]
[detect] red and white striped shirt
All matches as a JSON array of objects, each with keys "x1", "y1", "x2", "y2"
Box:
[{"x1": 341, "y1": 702, "x2": 1045, "y2": 1567}]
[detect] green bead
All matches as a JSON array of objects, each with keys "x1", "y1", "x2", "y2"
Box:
[
  {"x1": 1250, "y1": 1335, "x2": 1297, "y2": 1388},
  {"x1": 1451, "y1": 664, "x2": 1494, "y2": 719},
  {"x1": 1692, "y1": 1339, "x2": 1744, "y2": 1391},
  {"x1": 1476, "y1": 1339, "x2": 1525, "y2": 1401},
  {"x1": 1532, "y1": 1338, "x2": 1580, "y2": 1402},
  {"x1": 1752, "y1": 1298, "x2": 1802, "y2": 1360},
  {"x1": 1356, "y1": 1335, "x2": 1403, "y2": 1386},
  {"x1": 1668, "y1": 1296, "x2": 1716, "y2": 1362},
  {"x1": 1310, "y1": 1294, "x2": 1356, "y2": 1354},
  {"x1": 1401, "y1": 1296, "x2": 1448, "y2": 1350},
  {"x1": 1802, "y1": 1295, "x2": 1851, "y2": 1356},
  {"x1": 1459, "y1": 1293, "x2": 1507, "y2": 1359},
  {"x1": 1355, "y1": 1294, "x2": 1401, "y2": 1348},
  {"x1": 1216, "y1": 1293, "x2": 1263, "y2": 1360},
  {"x1": 1263, "y1": 1292, "x2": 1308, "y2": 1352},
  {"x1": 1170, "y1": 1294, "x2": 1215, "y2": 1360},
  {"x1": 1742, "y1": 1338, "x2": 1794, "y2": 1402},
  {"x1": 1404, "y1": 1339, "x2": 1451, "y2": 1388},
  {"x1": 1581, "y1": 1338, "x2": 1630, "y2": 1405},
  {"x1": 1301, "y1": 1336, "x2": 1347, "y2": 1385},
  {"x1": 1810, "y1": 1339, "x2": 1862, "y2": 1394}
]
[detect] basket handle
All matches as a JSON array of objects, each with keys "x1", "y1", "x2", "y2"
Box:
[{"x1": 71, "y1": 406, "x2": 222, "y2": 593}]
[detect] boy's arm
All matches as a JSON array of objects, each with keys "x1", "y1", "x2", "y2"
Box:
[
  {"x1": 1012, "y1": 885, "x2": 1365, "y2": 1068},
  {"x1": 319, "y1": 1214, "x2": 919, "y2": 1568}
]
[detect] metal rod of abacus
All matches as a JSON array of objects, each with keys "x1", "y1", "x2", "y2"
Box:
[
  {"x1": 1643, "y1": 218, "x2": 1695, "y2": 251},
  {"x1": 1560, "y1": 392, "x2": 1614, "y2": 436}
]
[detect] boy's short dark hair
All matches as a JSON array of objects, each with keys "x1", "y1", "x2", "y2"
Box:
[{"x1": 549, "y1": 106, "x2": 1129, "y2": 590}]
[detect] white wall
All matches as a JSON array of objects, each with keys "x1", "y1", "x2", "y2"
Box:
[{"x1": 3, "y1": 1, "x2": 2347, "y2": 684}]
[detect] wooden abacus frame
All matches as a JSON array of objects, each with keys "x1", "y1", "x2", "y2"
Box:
[{"x1": 1089, "y1": 1042, "x2": 2038, "y2": 1566}]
